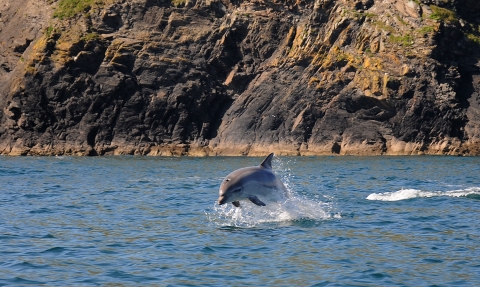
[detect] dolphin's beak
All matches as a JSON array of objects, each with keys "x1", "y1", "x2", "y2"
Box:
[{"x1": 218, "y1": 196, "x2": 226, "y2": 205}]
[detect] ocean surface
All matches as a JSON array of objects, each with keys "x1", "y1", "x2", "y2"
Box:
[{"x1": 0, "y1": 155, "x2": 479, "y2": 286}]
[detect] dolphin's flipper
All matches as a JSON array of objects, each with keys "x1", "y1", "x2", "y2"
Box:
[
  {"x1": 248, "y1": 196, "x2": 266, "y2": 206},
  {"x1": 232, "y1": 201, "x2": 240, "y2": 207},
  {"x1": 260, "y1": 153, "x2": 274, "y2": 169}
]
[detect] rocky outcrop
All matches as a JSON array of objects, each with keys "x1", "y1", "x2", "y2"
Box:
[{"x1": 0, "y1": 0, "x2": 479, "y2": 156}]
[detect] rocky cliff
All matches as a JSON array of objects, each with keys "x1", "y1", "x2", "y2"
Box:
[{"x1": 1, "y1": 0, "x2": 480, "y2": 156}]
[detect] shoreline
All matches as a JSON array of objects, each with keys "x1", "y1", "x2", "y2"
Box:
[{"x1": 2, "y1": 140, "x2": 479, "y2": 156}]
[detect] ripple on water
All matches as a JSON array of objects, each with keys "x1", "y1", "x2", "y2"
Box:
[
  {"x1": 11, "y1": 261, "x2": 49, "y2": 270},
  {"x1": 0, "y1": 277, "x2": 46, "y2": 285},
  {"x1": 29, "y1": 208, "x2": 53, "y2": 214},
  {"x1": 39, "y1": 247, "x2": 67, "y2": 255}
]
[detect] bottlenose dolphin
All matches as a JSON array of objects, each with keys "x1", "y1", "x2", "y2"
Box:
[{"x1": 217, "y1": 153, "x2": 288, "y2": 207}]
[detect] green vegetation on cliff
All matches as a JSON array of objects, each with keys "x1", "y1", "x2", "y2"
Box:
[
  {"x1": 429, "y1": 5, "x2": 457, "y2": 23},
  {"x1": 172, "y1": 0, "x2": 187, "y2": 7},
  {"x1": 388, "y1": 34, "x2": 414, "y2": 47},
  {"x1": 54, "y1": 0, "x2": 106, "y2": 19}
]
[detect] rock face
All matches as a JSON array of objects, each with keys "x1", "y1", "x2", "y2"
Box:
[{"x1": 1, "y1": 0, "x2": 480, "y2": 155}]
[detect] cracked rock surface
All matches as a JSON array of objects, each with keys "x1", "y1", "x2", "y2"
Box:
[{"x1": 1, "y1": 0, "x2": 480, "y2": 155}]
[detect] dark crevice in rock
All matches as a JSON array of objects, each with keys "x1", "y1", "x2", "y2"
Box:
[{"x1": 1, "y1": 0, "x2": 480, "y2": 155}]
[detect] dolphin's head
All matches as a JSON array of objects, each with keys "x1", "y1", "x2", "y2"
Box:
[{"x1": 218, "y1": 174, "x2": 244, "y2": 205}]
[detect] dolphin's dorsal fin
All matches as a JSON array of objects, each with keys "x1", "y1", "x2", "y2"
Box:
[{"x1": 260, "y1": 153, "x2": 274, "y2": 169}]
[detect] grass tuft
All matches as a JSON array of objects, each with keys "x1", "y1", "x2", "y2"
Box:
[
  {"x1": 388, "y1": 34, "x2": 414, "y2": 47},
  {"x1": 54, "y1": 0, "x2": 105, "y2": 20},
  {"x1": 417, "y1": 26, "x2": 435, "y2": 35},
  {"x1": 466, "y1": 33, "x2": 480, "y2": 45},
  {"x1": 172, "y1": 0, "x2": 186, "y2": 7},
  {"x1": 82, "y1": 32, "x2": 100, "y2": 41},
  {"x1": 429, "y1": 5, "x2": 457, "y2": 23}
]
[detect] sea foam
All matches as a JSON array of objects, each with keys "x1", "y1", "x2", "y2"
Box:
[{"x1": 366, "y1": 187, "x2": 480, "y2": 201}]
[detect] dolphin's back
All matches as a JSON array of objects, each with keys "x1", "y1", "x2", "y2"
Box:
[
  {"x1": 236, "y1": 166, "x2": 288, "y2": 200},
  {"x1": 234, "y1": 166, "x2": 277, "y2": 185}
]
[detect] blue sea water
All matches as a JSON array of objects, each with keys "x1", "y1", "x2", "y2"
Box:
[{"x1": 0, "y1": 155, "x2": 479, "y2": 286}]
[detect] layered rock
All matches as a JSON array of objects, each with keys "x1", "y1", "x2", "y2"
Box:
[{"x1": 0, "y1": 0, "x2": 479, "y2": 155}]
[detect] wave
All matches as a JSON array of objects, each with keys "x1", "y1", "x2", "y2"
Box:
[{"x1": 366, "y1": 187, "x2": 480, "y2": 201}]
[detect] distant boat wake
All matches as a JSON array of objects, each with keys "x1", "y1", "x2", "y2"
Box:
[{"x1": 366, "y1": 187, "x2": 480, "y2": 201}]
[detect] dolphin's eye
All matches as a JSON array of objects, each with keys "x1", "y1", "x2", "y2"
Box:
[{"x1": 233, "y1": 188, "x2": 242, "y2": 193}]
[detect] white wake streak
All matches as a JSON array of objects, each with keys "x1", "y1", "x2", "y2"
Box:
[{"x1": 366, "y1": 187, "x2": 480, "y2": 201}]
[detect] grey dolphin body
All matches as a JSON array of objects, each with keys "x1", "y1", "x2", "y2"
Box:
[{"x1": 217, "y1": 153, "x2": 288, "y2": 207}]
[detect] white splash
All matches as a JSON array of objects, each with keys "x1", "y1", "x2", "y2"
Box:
[
  {"x1": 366, "y1": 187, "x2": 480, "y2": 201},
  {"x1": 206, "y1": 196, "x2": 334, "y2": 228}
]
